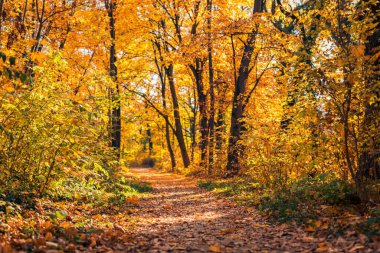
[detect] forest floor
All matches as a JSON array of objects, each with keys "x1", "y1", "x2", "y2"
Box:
[
  {"x1": 121, "y1": 168, "x2": 378, "y2": 253},
  {"x1": 1, "y1": 168, "x2": 378, "y2": 252}
]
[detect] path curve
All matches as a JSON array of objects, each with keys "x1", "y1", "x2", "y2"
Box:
[{"x1": 124, "y1": 168, "x2": 324, "y2": 253}]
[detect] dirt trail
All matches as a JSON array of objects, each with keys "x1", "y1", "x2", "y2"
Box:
[{"x1": 124, "y1": 168, "x2": 325, "y2": 253}]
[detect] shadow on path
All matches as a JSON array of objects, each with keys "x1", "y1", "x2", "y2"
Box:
[{"x1": 122, "y1": 168, "x2": 321, "y2": 253}]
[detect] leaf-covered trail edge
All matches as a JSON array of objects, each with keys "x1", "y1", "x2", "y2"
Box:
[{"x1": 123, "y1": 168, "x2": 377, "y2": 253}]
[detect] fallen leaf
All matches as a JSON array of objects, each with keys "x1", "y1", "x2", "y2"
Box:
[
  {"x1": 315, "y1": 242, "x2": 330, "y2": 252},
  {"x1": 349, "y1": 245, "x2": 365, "y2": 252},
  {"x1": 114, "y1": 224, "x2": 125, "y2": 233},
  {"x1": 89, "y1": 237, "x2": 97, "y2": 248},
  {"x1": 208, "y1": 245, "x2": 221, "y2": 252},
  {"x1": 45, "y1": 232, "x2": 54, "y2": 241},
  {"x1": 34, "y1": 237, "x2": 46, "y2": 247},
  {"x1": 0, "y1": 243, "x2": 13, "y2": 253},
  {"x1": 126, "y1": 196, "x2": 139, "y2": 205},
  {"x1": 5, "y1": 206, "x2": 14, "y2": 215},
  {"x1": 304, "y1": 226, "x2": 316, "y2": 232},
  {"x1": 46, "y1": 241, "x2": 59, "y2": 248}
]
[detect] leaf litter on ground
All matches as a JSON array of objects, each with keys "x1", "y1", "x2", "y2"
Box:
[{"x1": 0, "y1": 168, "x2": 379, "y2": 252}]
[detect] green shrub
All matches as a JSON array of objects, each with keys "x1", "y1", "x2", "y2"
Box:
[
  {"x1": 199, "y1": 173, "x2": 359, "y2": 223},
  {"x1": 47, "y1": 175, "x2": 153, "y2": 207},
  {"x1": 357, "y1": 216, "x2": 380, "y2": 239},
  {"x1": 0, "y1": 54, "x2": 116, "y2": 196}
]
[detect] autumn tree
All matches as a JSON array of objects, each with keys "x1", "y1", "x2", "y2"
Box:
[
  {"x1": 225, "y1": 0, "x2": 267, "y2": 177},
  {"x1": 104, "y1": 0, "x2": 122, "y2": 157},
  {"x1": 358, "y1": 0, "x2": 380, "y2": 181}
]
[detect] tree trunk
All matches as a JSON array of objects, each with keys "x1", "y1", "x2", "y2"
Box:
[
  {"x1": 165, "y1": 64, "x2": 191, "y2": 168},
  {"x1": 152, "y1": 39, "x2": 177, "y2": 171},
  {"x1": 225, "y1": 0, "x2": 264, "y2": 177},
  {"x1": 106, "y1": 0, "x2": 121, "y2": 158},
  {"x1": 215, "y1": 106, "x2": 226, "y2": 152},
  {"x1": 214, "y1": 80, "x2": 228, "y2": 158},
  {"x1": 190, "y1": 59, "x2": 208, "y2": 171},
  {"x1": 165, "y1": 120, "x2": 176, "y2": 171},
  {"x1": 147, "y1": 127, "x2": 153, "y2": 155},
  {"x1": 161, "y1": 71, "x2": 176, "y2": 171},
  {"x1": 207, "y1": 0, "x2": 215, "y2": 174},
  {"x1": 357, "y1": 0, "x2": 380, "y2": 181},
  {"x1": 189, "y1": 92, "x2": 197, "y2": 162},
  {"x1": 225, "y1": 32, "x2": 256, "y2": 177}
]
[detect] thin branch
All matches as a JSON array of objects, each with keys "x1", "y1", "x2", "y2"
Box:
[
  {"x1": 124, "y1": 85, "x2": 176, "y2": 133},
  {"x1": 243, "y1": 56, "x2": 275, "y2": 109}
]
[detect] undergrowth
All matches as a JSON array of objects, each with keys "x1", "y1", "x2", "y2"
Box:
[
  {"x1": 49, "y1": 176, "x2": 153, "y2": 206},
  {"x1": 0, "y1": 173, "x2": 153, "y2": 214},
  {"x1": 198, "y1": 173, "x2": 380, "y2": 239}
]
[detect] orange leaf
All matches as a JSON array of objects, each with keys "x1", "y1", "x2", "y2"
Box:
[
  {"x1": 304, "y1": 226, "x2": 316, "y2": 232},
  {"x1": 45, "y1": 232, "x2": 54, "y2": 241},
  {"x1": 208, "y1": 245, "x2": 221, "y2": 252},
  {"x1": 89, "y1": 237, "x2": 97, "y2": 248},
  {"x1": 126, "y1": 195, "x2": 139, "y2": 205}
]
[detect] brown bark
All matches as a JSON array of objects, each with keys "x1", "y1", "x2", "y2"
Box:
[
  {"x1": 225, "y1": 0, "x2": 264, "y2": 177},
  {"x1": 215, "y1": 108, "x2": 225, "y2": 150},
  {"x1": 190, "y1": 60, "x2": 208, "y2": 170},
  {"x1": 225, "y1": 32, "x2": 256, "y2": 176},
  {"x1": 106, "y1": 0, "x2": 121, "y2": 157},
  {"x1": 188, "y1": 91, "x2": 197, "y2": 163},
  {"x1": 357, "y1": 0, "x2": 380, "y2": 182},
  {"x1": 152, "y1": 39, "x2": 177, "y2": 171},
  {"x1": 151, "y1": 13, "x2": 190, "y2": 169},
  {"x1": 214, "y1": 80, "x2": 228, "y2": 159},
  {"x1": 333, "y1": 0, "x2": 372, "y2": 202},
  {"x1": 187, "y1": 0, "x2": 208, "y2": 171},
  {"x1": 165, "y1": 64, "x2": 191, "y2": 168},
  {"x1": 207, "y1": 0, "x2": 215, "y2": 174}
]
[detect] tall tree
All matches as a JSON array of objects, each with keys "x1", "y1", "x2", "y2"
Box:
[
  {"x1": 153, "y1": 40, "x2": 177, "y2": 171},
  {"x1": 165, "y1": 63, "x2": 191, "y2": 168},
  {"x1": 225, "y1": 0, "x2": 265, "y2": 177},
  {"x1": 105, "y1": 0, "x2": 121, "y2": 157},
  {"x1": 207, "y1": 0, "x2": 215, "y2": 173},
  {"x1": 153, "y1": 0, "x2": 191, "y2": 168},
  {"x1": 358, "y1": 0, "x2": 380, "y2": 181},
  {"x1": 186, "y1": 0, "x2": 209, "y2": 171}
]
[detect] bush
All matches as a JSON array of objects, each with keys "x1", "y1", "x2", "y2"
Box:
[
  {"x1": 199, "y1": 173, "x2": 359, "y2": 223},
  {"x1": 358, "y1": 216, "x2": 380, "y2": 239},
  {"x1": 47, "y1": 175, "x2": 153, "y2": 207},
  {"x1": 257, "y1": 174, "x2": 358, "y2": 222},
  {"x1": 0, "y1": 53, "x2": 116, "y2": 197},
  {"x1": 289, "y1": 173, "x2": 359, "y2": 205}
]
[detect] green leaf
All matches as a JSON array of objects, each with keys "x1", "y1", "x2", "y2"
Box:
[
  {"x1": 366, "y1": 217, "x2": 380, "y2": 225},
  {"x1": 6, "y1": 206, "x2": 15, "y2": 215},
  {"x1": 20, "y1": 73, "x2": 28, "y2": 83},
  {"x1": 4, "y1": 68, "x2": 12, "y2": 79},
  {"x1": 48, "y1": 213, "x2": 57, "y2": 221},
  {"x1": 5, "y1": 130, "x2": 14, "y2": 144},
  {"x1": 9, "y1": 56, "x2": 16, "y2": 66},
  {"x1": 56, "y1": 209, "x2": 68, "y2": 220},
  {"x1": 0, "y1": 52, "x2": 6, "y2": 62},
  {"x1": 16, "y1": 212, "x2": 23, "y2": 220}
]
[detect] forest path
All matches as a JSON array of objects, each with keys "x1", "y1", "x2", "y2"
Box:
[{"x1": 124, "y1": 168, "x2": 321, "y2": 253}]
